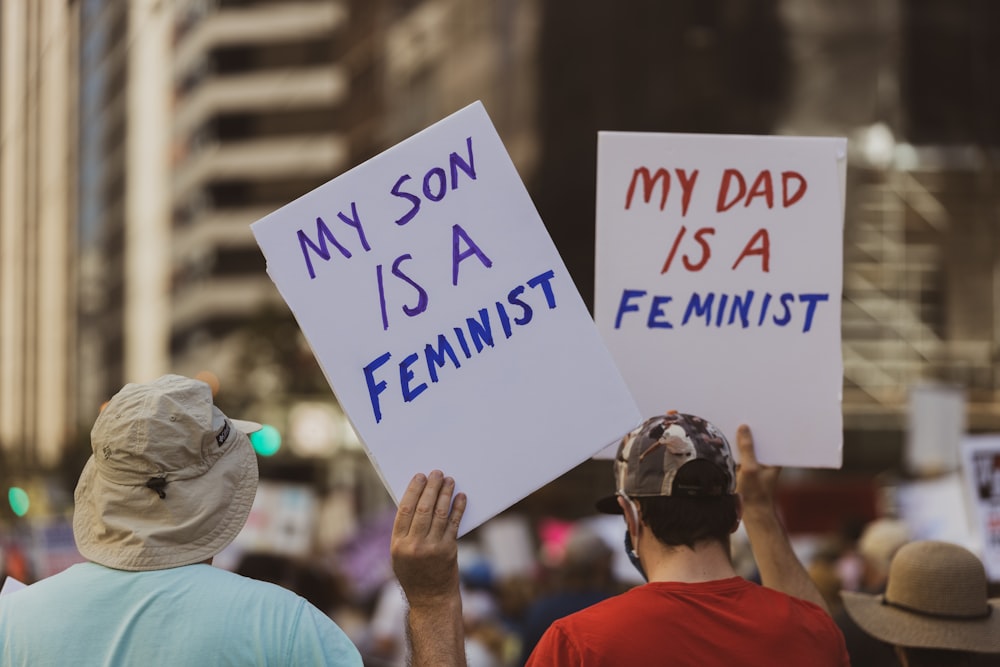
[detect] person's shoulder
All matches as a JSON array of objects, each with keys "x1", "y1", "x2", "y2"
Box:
[
  {"x1": 746, "y1": 581, "x2": 831, "y2": 614},
  {"x1": 544, "y1": 586, "x2": 643, "y2": 632},
  {"x1": 1, "y1": 562, "x2": 92, "y2": 601},
  {"x1": 188, "y1": 565, "x2": 303, "y2": 599}
]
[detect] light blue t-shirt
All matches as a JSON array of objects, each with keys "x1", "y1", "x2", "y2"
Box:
[{"x1": 0, "y1": 562, "x2": 362, "y2": 666}]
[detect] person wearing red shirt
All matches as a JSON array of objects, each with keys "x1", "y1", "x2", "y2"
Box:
[{"x1": 525, "y1": 412, "x2": 849, "y2": 667}]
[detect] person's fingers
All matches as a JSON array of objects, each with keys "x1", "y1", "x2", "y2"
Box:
[
  {"x1": 393, "y1": 473, "x2": 427, "y2": 537},
  {"x1": 736, "y1": 424, "x2": 758, "y2": 467},
  {"x1": 429, "y1": 476, "x2": 457, "y2": 539},
  {"x1": 410, "y1": 469, "x2": 445, "y2": 537},
  {"x1": 446, "y1": 492, "x2": 467, "y2": 541}
]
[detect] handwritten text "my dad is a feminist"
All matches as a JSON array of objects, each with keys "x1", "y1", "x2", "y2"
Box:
[{"x1": 613, "y1": 165, "x2": 830, "y2": 333}]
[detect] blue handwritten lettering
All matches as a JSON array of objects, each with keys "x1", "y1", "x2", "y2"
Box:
[
  {"x1": 729, "y1": 291, "x2": 754, "y2": 328},
  {"x1": 615, "y1": 289, "x2": 646, "y2": 329},
  {"x1": 508, "y1": 285, "x2": 532, "y2": 325},
  {"x1": 613, "y1": 289, "x2": 830, "y2": 334},
  {"x1": 450, "y1": 137, "x2": 477, "y2": 185},
  {"x1": 683, "y1": 292, "x2": 715, "y2": 326},
  {"x1": 391, "y1": 174, "x2": 421, "y2": 226},
  {"x1": 798, "y1": 293, "x2": 829, "y2": 332},
  {"x1": 391, "y1": 254, "x2": 429, "y2": 318},
  {"x1": 772, "y1": 293, "x2": 795, "y2": 327},
  {"x1": 526, "y1": 270, "x2": 557, "y2": 308},
  {"x1": 452, "y1": 224, "x2": 493, "y2": 286},
  {"x1": 295, "y1": 203, "x2": 370, "y2": 281},
  {"x1": 400, "y1": 353, "x2": 427, "y2": 402},
  {"x1": 648, "y1": 295, "x2": 673, "y2": 329},
  {"x1": 364, "y1": 352, "x2": 392, "y2": 424},
  {"x1": 423, "y1": 167, "x2": 447, "y2": 202},
  {"x1": 360, "y1": 268, "x2": 558, "y2": 423},
  {"x1": 467, "y1": 308, "x2": 494, "y2": 352},
  {"x1": 425, "y1": 335, "x2": 461, "y2": 383}
]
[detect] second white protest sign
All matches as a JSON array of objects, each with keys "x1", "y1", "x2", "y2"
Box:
[{"x1": 595, "y1": 132, "x2": 846, "y2": 467}]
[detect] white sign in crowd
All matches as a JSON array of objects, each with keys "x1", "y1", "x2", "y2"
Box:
[
  {"x1": 255, "y1": 100, "x2": 855, "y2": 533},
  {"x1": 253, "y1": 102, "x2": 641, "y2": 535},
  {"x1": 594, "y1": 132, "x2": 848, "y2": 467},
  {"x1": 960, "y1": 435, "x2": 1000, "y2": 581}
]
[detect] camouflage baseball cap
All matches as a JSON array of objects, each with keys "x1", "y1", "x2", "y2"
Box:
[{"x1": 596, "y1": 411, "x2": 737, "y2": 514}]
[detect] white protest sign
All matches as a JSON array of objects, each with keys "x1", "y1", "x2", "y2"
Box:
[
  {"x1": 253, "y1": 102, "x2": 640, "y2": 535},
  {"x1": 907, "y1": 383, "x2": 966, "y2": 474},
  {"x1": 595, "y1": 132, "x2": 846, "y2": 467},
  {"x1": 960, "y1": 434, "x2": 1000, "y2": 581}
]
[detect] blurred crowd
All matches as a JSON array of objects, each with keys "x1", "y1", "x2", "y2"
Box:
[{"x1": 3, "y1": 485, "x2": 997, "y2": 667}]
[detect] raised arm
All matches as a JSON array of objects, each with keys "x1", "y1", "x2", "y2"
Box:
[
  {"x1": 735, "y1": 425, "x2": 830, "y2": 613},
  {"x1": 390, "y1": 470, "x2": 468, "y2": 667}
]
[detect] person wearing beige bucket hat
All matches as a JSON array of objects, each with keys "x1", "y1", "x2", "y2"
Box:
[
  {"x1": 842, "y1": 540, "x2": 1000, "y2": 667},
  {"x1": 0, "y1": 375, "x2": 363, "y2": 666}
]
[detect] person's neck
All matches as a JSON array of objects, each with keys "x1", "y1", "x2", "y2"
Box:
[{"x1": 643, "y1": 539, "x2": 738, "y2": 583}]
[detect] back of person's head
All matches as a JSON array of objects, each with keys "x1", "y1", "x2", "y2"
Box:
[
  {"x1": 596, "y1": 411, "x2": 737, "y2": 549},
  {"x1": 842, "y1": 540, "x2": 1000, "y2": 662},
  {"x1": 560, "y1": 524, "x2": 614, "y2": 586},
  {"x1": 857, "y1": 517, "x2": 910, "y2": 589},
  {"x1": 73, "y1": 374, "x2": 262, "y2": 571}
]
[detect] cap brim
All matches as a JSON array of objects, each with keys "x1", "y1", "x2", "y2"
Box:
[
  {"x1": 841, "y1": 591, "x2": 1000, "y2": 653},
  {"x1": 595, "y1": 494, "x2": 623, "y2": 515},
  {"x1": 231, "y1": 419, "x2": 263, "y2": 434}
]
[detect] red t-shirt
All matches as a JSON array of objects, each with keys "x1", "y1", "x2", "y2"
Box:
[{"x1": 525, "y1": 577, "x2": 850, "y2": 667}]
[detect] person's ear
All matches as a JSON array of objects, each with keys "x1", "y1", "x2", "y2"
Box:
[
  {"x1": 617, "y1": 495, "x2": 642, "y2": 534},
  {"x1": 730, "y1": 494, "x2": 743, "y2": 534}
]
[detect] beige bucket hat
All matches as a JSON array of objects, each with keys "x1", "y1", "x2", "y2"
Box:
[
  {"x1": 73, "y1": 374, "x2": 261, "y2": 571},
  {"x1": 842, "y1": 540, "x2": 1000, "y2": 654}
]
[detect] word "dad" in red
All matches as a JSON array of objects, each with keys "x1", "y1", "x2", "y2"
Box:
[{"x1": 716, "y1": 169, "x2": 807, "y2": 212}]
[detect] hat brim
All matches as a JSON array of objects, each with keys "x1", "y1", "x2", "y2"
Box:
[
  {"x1": 232, "y1": 419, "x2": 263, "y2": 435},
  {"x1": 841, "y1": 591, "x2": 1000, "y2": 653},
  {"x1": 73, "y1": 428, "x2": 259, "y2": 572},
  {"x1": 595, "y1": 494, "x2": 623, "y2": 515}
]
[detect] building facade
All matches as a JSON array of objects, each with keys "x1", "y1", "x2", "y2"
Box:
[{"x1": 0, "y1": 1, "x2": 79, "y2": 470}]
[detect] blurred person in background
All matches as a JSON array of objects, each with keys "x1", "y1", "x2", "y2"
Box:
[
  {"x1": 517, "y1": 523, "x2": 617, "y2": 663},
  {"x1": 842, "y1": 540, "x2": 1000, "y2": 667},
  {"x1": 0, "y1": 375, "x2": 361, "y2": 666},
  {"x1": 235, "y1": 551, "x2": 354, "y2": 631},
  {"x1": 367, "y1": 575, "x2": 409, "y2": 666},
  {"x1": 525, "y1": 413, "x2": 849, "y2": 666},
  {"x1": 833, "y1": 517, "x2": 911, "y2": 666}
]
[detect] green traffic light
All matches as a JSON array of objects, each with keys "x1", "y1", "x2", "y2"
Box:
[
  {"x1": 250, "y1": 425, "x2": 282, "y2": 456},
  {"x1": 8, "y1": 487, "x2": 29, "y2": 517}
]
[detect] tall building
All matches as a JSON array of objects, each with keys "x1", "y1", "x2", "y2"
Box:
[
  {"x1": 381, "y1": 0, "x2": 540, "y2": 180},
  {"x1": 781, "y1": 0, "x2": 1000, "y2": 465},
  {"x1": 77, "y1": 0, "x2": 172, "y2": 422},
  {"x1": 0, "y1": 1, "x2": 79, "y2": 469},
  {"x1": 168, "y1": 0, "x2": 350, "y2": 388}
]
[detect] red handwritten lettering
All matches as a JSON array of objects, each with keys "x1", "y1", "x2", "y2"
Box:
[{"x1": 731, "y1": 228, "x2": 771, "y2": 272}]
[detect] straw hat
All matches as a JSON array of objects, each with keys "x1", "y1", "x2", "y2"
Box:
[
  {"x1": 842, "y1": 540, "x2": 1000, "y2": 653},
  {"x1": 73, "y1": 375, "x2": 261, "y2": 571}
]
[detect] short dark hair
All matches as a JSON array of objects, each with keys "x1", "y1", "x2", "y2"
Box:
[
  {"x1": 635, "y1": 460, "x2": 738, "y2": 549},
  {"x1": 637, "y1": 494, "x2": 738, "y2": 549}
]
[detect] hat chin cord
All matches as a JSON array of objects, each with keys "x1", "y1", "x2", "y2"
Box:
[
  {"x1": 145, "y1": 476, "x2": 168, "y2": 499},
  {"x1": 621, "y1": 493, "x2": 642, "y2": 559}
]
